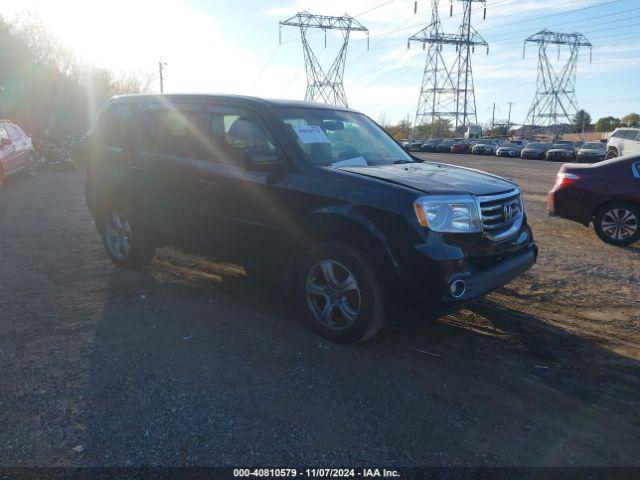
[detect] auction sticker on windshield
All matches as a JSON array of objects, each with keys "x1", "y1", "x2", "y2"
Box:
[{"x1": 291, "y1": 125, "x2": 331, "y2": 144}]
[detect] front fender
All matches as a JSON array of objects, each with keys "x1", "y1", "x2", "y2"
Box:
[{"x1": 286, "y1": 204, "x2": 403, "y2": 287}]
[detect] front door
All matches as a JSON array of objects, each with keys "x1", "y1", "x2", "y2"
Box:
[{"x1": 191, "y1": 105, "x2": 293, "y2": 269}]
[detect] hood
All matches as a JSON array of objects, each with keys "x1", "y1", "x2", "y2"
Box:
[
  {"x1": 498, "y1": 145, "x2": 517, "y2": 150},
  {"x1": 579, "y1": 148, "x2": 604, "y2": 154},
  {"x1": 337, "y1": 162, "x2": 517, "y2": 196},
  {"x1": 548, "y1": 148, "x2": 574, "y2": 153}
]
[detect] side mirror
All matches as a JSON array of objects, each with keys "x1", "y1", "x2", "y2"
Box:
[
  {"x1": 244, "y1": 150, "x2": 286, "y2": 172},
  {"x1": 0, "y1": 137, "x2": 11, "y2": 148}
]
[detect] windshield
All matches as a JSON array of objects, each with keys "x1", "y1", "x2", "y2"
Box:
[
  {"x1": 583, "y1": 142, "x2": 604, "y2": 149},
  {"x1": 551, "y1": 144, "x2": 571, "y2": 149},
  {"x1": 527, "y1": 142, "x2": 544, "y2": 148},
  {"x1": 278, "y1": 107, "x2": 413, "y2": 167}
]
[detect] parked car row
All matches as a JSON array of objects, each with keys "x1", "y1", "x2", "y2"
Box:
[{"x1": 403, "y1": 136, "x2": 616, "y2": 163}]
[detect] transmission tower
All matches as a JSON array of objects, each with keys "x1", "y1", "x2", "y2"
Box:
[
  {"x1": 409, "y1": 1, "x2": 488, "y2": 133},
  {"x1": 279, "y1": 12, "x2": 369, "y2": 107},
  {"x1": 408, "y1": 1, "x2": 459, "y2": 132},
  {"x1": 523, "y1": 30, "x2": 592, "y2": 127},
  {"x1": 451, "y1": 0, "x2": 488, "y2": 130}
]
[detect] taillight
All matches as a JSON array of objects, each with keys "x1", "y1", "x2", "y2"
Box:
[{"x1": 553, "y1": 172, "x2": 581, "y2": 189}]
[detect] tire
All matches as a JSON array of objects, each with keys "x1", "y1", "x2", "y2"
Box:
[
  {"x1": 296, "y1": 242, "x2": 385, "y2": 344},
  {"x1": 605, "y1": 148, "x2": 618, "y2": 160},
  {"x1": 593, "y1": 201, "x2": 640, "y2": 246},
  {"x1": 100, "y1": 207, "x2": 156, "y2": 269}
]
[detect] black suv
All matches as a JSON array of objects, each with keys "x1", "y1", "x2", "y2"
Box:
[{"x1": 86, "y1": 94, "x2": 537, "y2": 343}]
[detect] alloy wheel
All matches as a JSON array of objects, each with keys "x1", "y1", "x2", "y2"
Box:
[
  {"x1": 600, "y1": 208, "x2": 638, "y2": 241},
  {"x1": 306, "y1": 260, "x2": 361, "y2": 331},
  {"x1": 105, "y1": 212, "x2": 133, "y2": 260}
]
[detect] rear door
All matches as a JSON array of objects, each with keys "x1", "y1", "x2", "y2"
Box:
[
  {"x1": 627, "y1": 130, "x2": 640, "y2": 156},
  {"x1": 633, "y1": 161, "x2": 640, "y2": 194},
  {"x1": 86, "y1": 102, "x2": 138, "y2": 218},
  {"x1": 6, "y1": 125, "x2": 28, "y2": 170},
  {"x1": 132, "y1": 102, "x2": 210, "y2": 250},
  {"x1": 0, "y1": 126, "x2": 17, "y2": 173}
]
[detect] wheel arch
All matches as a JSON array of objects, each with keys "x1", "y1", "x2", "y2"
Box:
[
  {"x1": 605, "y1": 146, "x2": 619, "y2": 158},
  {"x1": 283, "y1": 207, "x2": 402, "y2": 293},
  {"x1": 90, "y1": 178, "x2": 135, "y2": 234},
  {"x1": 590, "y1": 197, "x2": 640, "y2": 224}
]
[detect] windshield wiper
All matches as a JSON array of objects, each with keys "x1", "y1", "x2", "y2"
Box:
[{"x1": 392, "y1": 160, "x2": 414, "y2": 164}]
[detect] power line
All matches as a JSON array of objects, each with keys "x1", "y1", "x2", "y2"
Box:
[
  {"x1": 486, "y1": 9, "x2": 640, "y2": 42},
  {"x1": 479, "y1": 0, "x2": 624, "y2": 32},
  {"x1": 354, "y1": 0, "x2": 398, "y2": 18}
]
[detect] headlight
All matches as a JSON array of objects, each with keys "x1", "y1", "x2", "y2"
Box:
[{"x1": 413, "y1": 195, "x2": 482, "y2": 233}]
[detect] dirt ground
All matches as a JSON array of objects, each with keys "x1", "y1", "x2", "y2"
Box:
[{"x1": 0, "y1": 154, "x2": 639, "y2": 467}]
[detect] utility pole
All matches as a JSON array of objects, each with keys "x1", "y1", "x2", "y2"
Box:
[
  {"x1": 506, "y1": 101, "x2": 513, "y2": 133},
  {"x1": 491, "y1": 102, "x2": 495, "y2": 131},
  {"x1": 279, "y1": 12, "x2": 369, "y2": 107},
  {"x1": 406, "y1": 113, "x2": 411, "y2": 139},
  {"x1": 523, "y1": 30, "x2": 592, "y2": 127},
  {"x1": 158, "y1": 60, "x2": 167, "y2": 94}
]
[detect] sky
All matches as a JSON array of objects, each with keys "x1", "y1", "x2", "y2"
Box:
[{"x1": 4, "y1": 0, "x2": 640, "y2": 126}]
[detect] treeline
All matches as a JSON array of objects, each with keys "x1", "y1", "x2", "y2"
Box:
[{"x1": 0, "y1": 16, "x2": 154, "y2": 138}]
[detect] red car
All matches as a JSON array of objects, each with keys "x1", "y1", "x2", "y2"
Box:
[
  {"x1": 547, "y1": 155, "x2": 640, "y2": 246},
  {"x1": 0, "y1": 120, "x2": 36, "y2": 191},
  {"x1": 450, "y1": 141, "x2": 472, "y2": 154}
]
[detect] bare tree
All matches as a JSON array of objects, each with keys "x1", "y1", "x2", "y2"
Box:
[{"x1": 112, "y1": 70, "x2": 156, "y2": 95}]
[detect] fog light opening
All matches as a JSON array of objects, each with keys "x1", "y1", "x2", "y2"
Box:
[{"x1": 450, "y1": 279, "x2": 466, "y2": 298}]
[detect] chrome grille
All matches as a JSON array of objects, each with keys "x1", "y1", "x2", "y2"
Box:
[{"x1": 478, "y1": 190, "x2": 523, "y2": 241}]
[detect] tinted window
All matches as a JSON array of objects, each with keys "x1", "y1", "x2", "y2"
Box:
[
  {"x1": 141, "y1": 105, "x2": 277, "y2": 164},
  {"x1": 624, "y1": 130, "x2": 640, "y2": 140},
  {"x1": 611, "y1": 130, "x2": 624, "y2": 138},
  {"x1": 95, "y1": 103, "x2": 137, "y2": 148},
  {"x1": 0, "y1": 126, "x2": 10, "y2": 144},
  {"x1": 148, "y1": 109, "x2": 210, "y2": 158},
  {"x1": 208, "y1": 111, "x2": 276, "y2": 165},
  {"x1": 6, "y1": 125, "x2": 21, "y2": 141}
]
